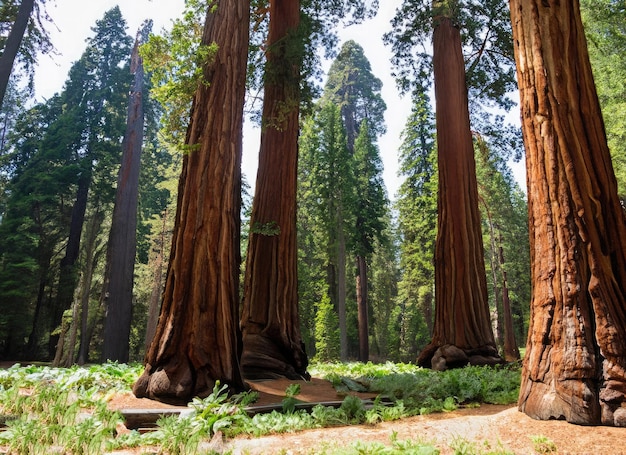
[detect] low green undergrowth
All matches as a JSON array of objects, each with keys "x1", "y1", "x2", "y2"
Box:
[{"x1": 0, "y1": 361, "x2": 521, "y2": 454}]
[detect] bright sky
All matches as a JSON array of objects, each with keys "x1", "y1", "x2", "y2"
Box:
[{"x1": 33, "y1": 1, "x2": 524, "y2": 200}]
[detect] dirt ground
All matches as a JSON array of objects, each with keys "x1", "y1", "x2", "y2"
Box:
[{"x1": 107, "y1": 377, "x2": 626, "y2": 454}]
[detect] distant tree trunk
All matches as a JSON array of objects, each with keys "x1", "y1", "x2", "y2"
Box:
[
  {"x1": 356, "y1": 255, "x2": 369, "y2": 361},
  {"x1": 511, "y1": 0, "x2": 626, "y2": 426},
  {"x1": 133, "y1": 0, "x2": 249, "y2": 404},
  {"x1": 337, "y1": 209, "x2": 348, "y2": 361},
  {"x1": 51, "y1": 170, "x2": 90, "y2": 358},
  {"x1": 144, "y1": 207, "x2": 168, "y2": 352},
  {"x1": 77, "y1": 209, "x2": 105, "y2": 364},
  {"x1": 498, "y1": 232, "x2": 519, "y2": 361},
  {"x1": 0, "y1": 0, "x2": 34, "y2": 109},
  {"x1": 102, "y1": 39, "x2": 145, "y2": 363},
  {"x1": 26, "y1": 249, "x2": 51, "y2": 357},
  {"x1": 417, "y1": 11, "x2": 501, "y2": 370},
  {"x1": 240, "y1": 0, "x2": 309, "y2": 380},
  {"x1": 52, "y1": 311, "x2": 69, "y2": 366}
]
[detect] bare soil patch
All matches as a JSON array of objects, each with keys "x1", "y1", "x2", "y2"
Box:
[{"x1": 107, "y1": 377, "x2": 626, "y2": 454}]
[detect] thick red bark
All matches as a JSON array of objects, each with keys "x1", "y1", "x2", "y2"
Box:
[
  {"x1": 133, "y1": 0, "x2": 249, "y2": 404},
  {"x1": 240, "y1": 0, "x2": 309, "y2": 380},
  {"x1": 417, "y1": 15, "x2": 501, "y2": 370},
  {"x1": 511, "y1": 0, "x2": 626, "y2": 426}
]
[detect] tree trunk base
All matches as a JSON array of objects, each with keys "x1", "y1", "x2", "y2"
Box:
[
  {"x1": 241, "y1": 333, "x2": 310, "y2": 381},
  {"x1": 133, "y1": 357, "x2": 247, "y2": 406},
  {"x1": 519, "y1": 371, "x2": 626, "y2": 427},
  {"x1": 417, "y1": 343, "x2": 503, "y2": 371}
]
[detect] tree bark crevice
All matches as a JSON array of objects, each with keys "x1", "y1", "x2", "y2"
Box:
[{"x1": 511, "y1": 0, "x2": 626, "y2": 426}]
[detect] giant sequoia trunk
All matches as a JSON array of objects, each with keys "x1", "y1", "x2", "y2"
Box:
[
  {"x1": 240, "y1": 0, "x2": 309, "y2": 380},
  {"x1": 510, "y1": 0, "x2": 626, "y2": 426},
  {"x1": 102, "y1": 39, "x2": 145, "y2": 363},
  {"x1": 0, "y1": 0, "x2": 34, "y2": 109},
  {"x1": 133, "y1": 0, "x2": 249, "y2": 404},
  {"x1": 417, "y1": 14, "x2": 501, "y2": 370}
]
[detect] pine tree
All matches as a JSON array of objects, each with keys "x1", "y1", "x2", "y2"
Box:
[
  {"x1": 51, "y1": 7, "x2": 132, "y2": 359},
  {"x1": 298, "y1": 103, "x2": 354, "y2": 361},
  {"x1": 395, "y1": 89, "x2": 437, "y2": 361},
  {"x1": 322, "y1": 40, "x2": 388, "y2": 362}
]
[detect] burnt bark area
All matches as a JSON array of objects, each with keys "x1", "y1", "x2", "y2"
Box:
[
  {"x1": 417, "y1": 16, "x2": 502, "y2": 371},
  {"x1": 132, "y1": 0, "x2": 249, "y2": 405},
  {"x1": 511, "y1": 0, "x2": 626, "y2": 426},
  {"x1": 240, "y1": 0, "x2": 309, "y2": 381}
]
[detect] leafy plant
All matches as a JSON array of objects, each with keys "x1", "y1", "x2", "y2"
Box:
[
  {"x1": 188, "y1": 381, "x2": 250, "y2": 437},
  {"x1": 282, "y1": 383, "x2": 303, "y2": 413},
  {"x1": 530, "y1": 435, "x2": 557, "y2": 454},
  {"x1": 0, "y1": 361, "x2": 522, "y2": 453}
]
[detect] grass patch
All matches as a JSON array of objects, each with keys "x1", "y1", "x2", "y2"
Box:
[{"x1": 0, "y1": 361, "x2": 520, "y2": 454}]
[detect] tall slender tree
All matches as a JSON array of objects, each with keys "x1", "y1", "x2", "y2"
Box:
[
  {"x1": 511, "y1": 0, "x2": 626, "y2": 426},
  {"x1": 240, "y1": 0, "x2": 310, "y2": 380},
  {"x1": 50, "y1": 7, "x2": 132, "y2": 359},
  {"x1": 351, "y1": 121, "x2": 388, "y2": 361},
  {"x1": 102, "y1": 23, "x2": 151, "y2": 363},
  {"x1": 320, "y1": 40, "x2": 387, "y2": 361},
  {"x1": 133, "y1": 0, "x2": 249, "y2": 404},
  {"x1": 395, "y1": 89, "x2": 437, "y2": 361}
]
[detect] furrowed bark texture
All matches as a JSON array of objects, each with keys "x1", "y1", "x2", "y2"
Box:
[
  {"x1": 417, "y1": 16, "x2": 501, "y2": 370},
  {"x1": 240, "y1": 0, "x2": 309, "y2": 380},
  {"x1": 511, "y1": 0, "x2": 626, "y2": 426},
  {"x1": 133, "y1": 0, "x2": 249, "y2": 404}
]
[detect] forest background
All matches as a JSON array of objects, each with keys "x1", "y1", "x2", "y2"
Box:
[{"x1": 0, "y1": 0, "x2": 624, "y2": 370}]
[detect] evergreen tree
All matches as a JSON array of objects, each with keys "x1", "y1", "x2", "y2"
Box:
[
  {"x1": 51, "y1": 7, "x2": 132, "y2": 359},
  {"x1": 240, "y1": 0, "x2": 309, "y2": 380},
  {"x1": 134, "y1": 0, "x2": 249, "y2": 403},
  {"x1": 368, "y1": 219, "x2": 399, "y2": 360},
  {"x1": 0, "y1": 95, "x2": 71, "y2": 358},
  {"x1": 580, "y1": 0, "x2": 626, "y2": 201},
  {"x1": 394, "y1": 89, "x2": 437, "y2": 361},
  {"x1": 322, "y1": 40, "x2": 388, "y2": 362},
  {"x1": 475, "y1": 135, "x2": 527, "y2": 361},
  {"x1": 298, "y1": 103, "x2": 354, "y2": 361},
  {"x1": 351, "y1": 120, "x2": 388, "y2": 361},
  {"x1": 0, "y1": 0, "x2": 53, "y2": 108}
]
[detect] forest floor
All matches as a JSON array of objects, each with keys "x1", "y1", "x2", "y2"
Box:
[{"x1": 107, "y1": 377, "x2": 626, "y2": 454}]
